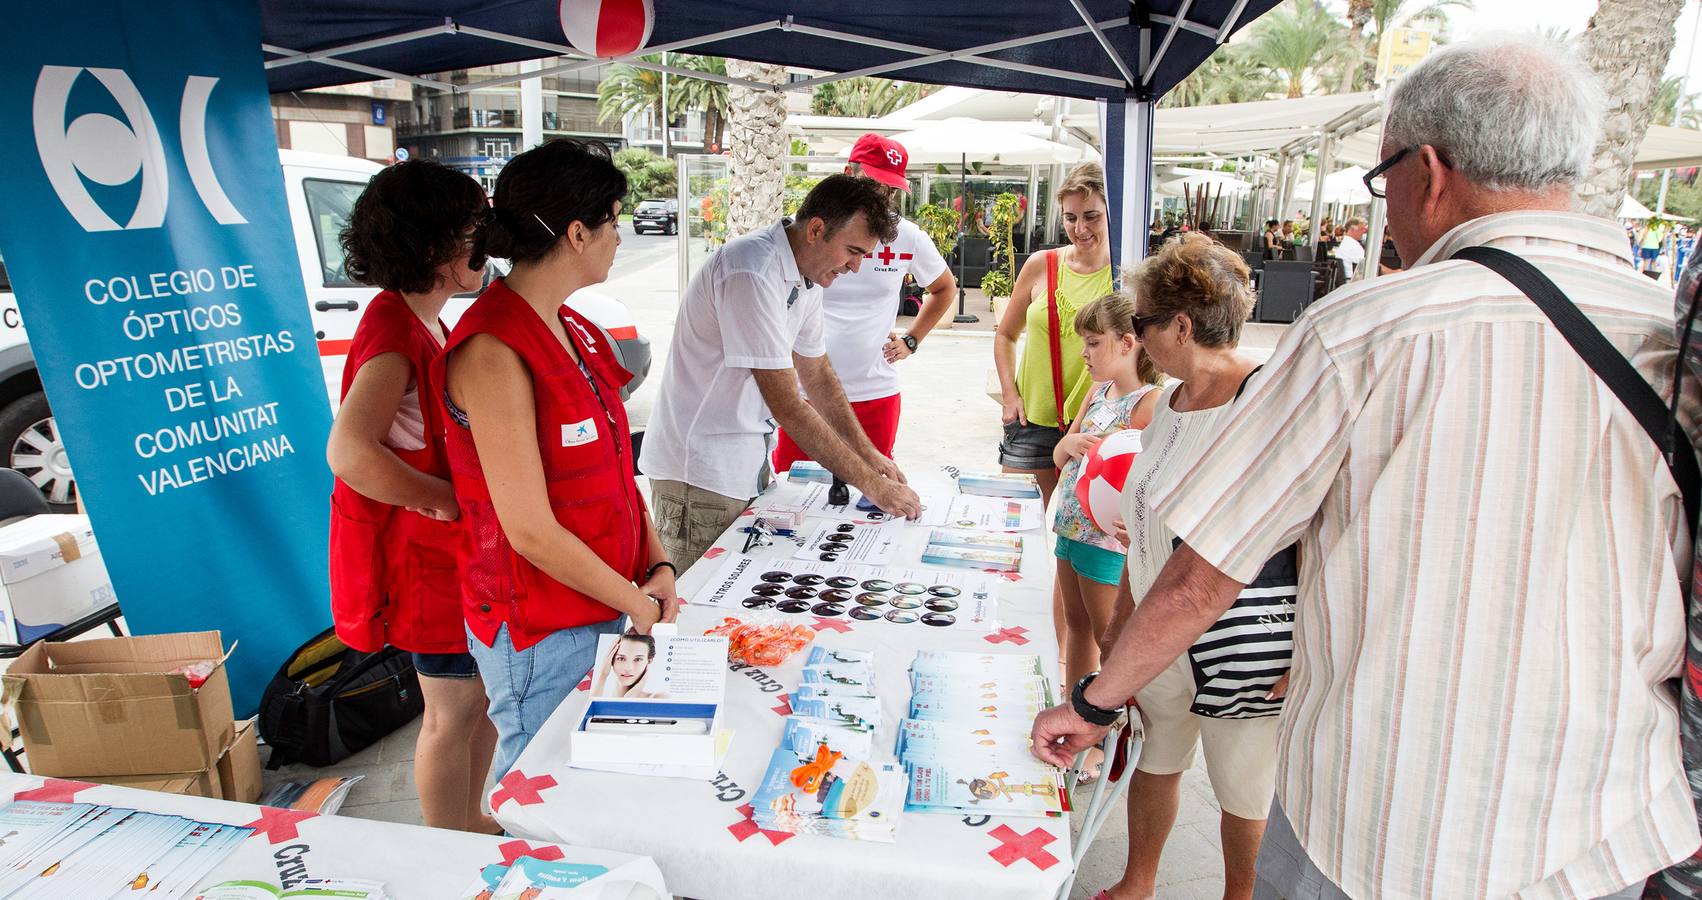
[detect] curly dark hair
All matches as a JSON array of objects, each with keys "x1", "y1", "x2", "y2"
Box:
[
  {"x1": 475, "y1": 139, "x2": 627, "y2": 265},
  {"x1": 340, "y1": 160, "x2": 487, "y2": 295},
  {"x1": 794, "y1": 175, "x2": 900, "y2": 243}
]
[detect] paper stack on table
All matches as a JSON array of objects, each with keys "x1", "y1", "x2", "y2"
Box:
[
  {"x1": 955, "y1": 471, "x2": 1043, "y2": 499},
  {"x1": 897, "y1": 651, "x2": 1069, "y2": 818},
  {"x1": 754, "y1": 647, "x2": 906, "y2": 842},
  {"x1": 0, "y1": 800, "x2": 251, "y2": 899}
]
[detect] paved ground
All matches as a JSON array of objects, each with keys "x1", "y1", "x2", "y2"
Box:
[{"x1": 263, "y1": 224, "x2": 1289, "y2": 898}]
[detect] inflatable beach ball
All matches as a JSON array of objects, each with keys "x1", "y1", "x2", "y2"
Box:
[
  {"x1": 560, "y1": 0, "x2": 655, "y2": 58},
  {"x1": 1076, "y1": 429, "x2": 1143, "y2": 534}
]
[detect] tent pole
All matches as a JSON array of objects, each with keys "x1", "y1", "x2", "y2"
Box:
[
  {"x1": 1364, "y1": 195, "x2": 1388, "y2": 281},
  {"x1": 1104, "y1": 96, "x2": 1154, "y2": 273},
  {"x1": 955, "y1": 153, "x2": 978, "y2": 324},
  {"x1": 1026, "y1": 165, "x2": 1040, "y2": 252},
  {"x1": 1308, "y1": 131, "x2": 1333, "y2": 247},
  {"x1": 520, "y1": 59, "x2": 542, "y2": 152}
]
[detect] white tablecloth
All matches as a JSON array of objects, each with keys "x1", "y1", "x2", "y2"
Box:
[
  {"x1": 0, "y1": 771, "x2": 662, "y2": 898},
  {"x1": 494, "y1": 476, "x2": 1070, "y2": 900}
]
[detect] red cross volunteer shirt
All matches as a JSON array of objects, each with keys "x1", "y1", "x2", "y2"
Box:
[
  {"x1": 821, "y1": 217, "x2": 947, "y2": 402},
  {"x1": 328, "y1": 291, "x2": 467, "y2": 654},
  {"x1": 433, "y1": 279, "x2": 646, "y2": 651}
]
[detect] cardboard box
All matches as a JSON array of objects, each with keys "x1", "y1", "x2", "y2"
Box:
[
  {"x1": 3, "y1": 631, "x2": 235, "y2": 777},
  {"x1": 217, "y1": 718, "x2": 262, "y2": 803},
  {"x1": 0, "y1": 514, "x2": 117, "y2": 644},
  {"x1": 79, "y1": 766, "x2": 222, "y2": 799}
]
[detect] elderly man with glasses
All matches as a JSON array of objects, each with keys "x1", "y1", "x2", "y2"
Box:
[{"x1": 1032, "y1": 35, "x2": 1702, "y2": 900}]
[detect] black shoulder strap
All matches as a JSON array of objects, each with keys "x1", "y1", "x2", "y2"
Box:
[{"x1": 1451, "y1": 245, "x2": 1700, "y2": 537}]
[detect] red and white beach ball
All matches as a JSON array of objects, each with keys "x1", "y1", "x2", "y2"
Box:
[
  {"x1": 1076, "y1": 429, "x2": 1143, "y2": 534},
  {"x1": 560, "y1": 0, "x2": 655, "y2": 58}
]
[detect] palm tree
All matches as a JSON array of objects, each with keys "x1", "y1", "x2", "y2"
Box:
[
  {"x1": 1163, "y1": 45, "x2": 1280, "y2": 107},
  {"x1": 673, "y1": 55, "x2": 729, "y2": 152},
  {"x1": 1574, "y1": 0, "x2": 1686, "y2": 219},
  {"x1": 1653, "y1": 74, "x2": 1701, "y2": 129},
  {"x1": 595, "y1": 56, "x2": 671, "y2": 129},
  {"x1": 1246, "y1": 0, "x2": 1350, "y2": 98},
  {"x1": 810, "y1": 77, "x2": 929, "y2": 118},
  {"x1": 724, "y1": 59, "x2": 789, "y2": 239}
]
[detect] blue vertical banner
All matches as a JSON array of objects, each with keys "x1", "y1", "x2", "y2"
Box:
[{"x1": 0, "y1": 1, "x2": 331, "y2": 714}]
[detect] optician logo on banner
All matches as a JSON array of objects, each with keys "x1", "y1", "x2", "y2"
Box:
[{"x1": 0, "y1": 2, "x2": 333, "y2": 714}]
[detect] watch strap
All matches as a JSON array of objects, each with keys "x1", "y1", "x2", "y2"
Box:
[{"x1": 1071, "y1": 673, "x2": 1121, "y2": 726}]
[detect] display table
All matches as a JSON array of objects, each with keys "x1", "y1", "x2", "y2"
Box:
[
  {"x1": 494, "y1": 475, "x2": 1070, "y2": 900},
  {"x1": 0, "y1": 771, "x2": 664, "y2": 898}
]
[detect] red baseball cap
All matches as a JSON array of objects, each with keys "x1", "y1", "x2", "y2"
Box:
[{"x1": 848, "y1": 134, "x2": 911, "y2": 192}]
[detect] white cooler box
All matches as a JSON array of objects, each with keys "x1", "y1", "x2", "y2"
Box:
[{"x1": 0, "y1": 515, "x2": 116, "y2": 644}]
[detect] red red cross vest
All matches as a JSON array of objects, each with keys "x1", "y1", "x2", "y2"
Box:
[
  {"x1": 433, "y1": 279, "x2": 645, "y2": 651},
  {"x1": 327, "y1": 291, "x2": 467, "y2": 654}
]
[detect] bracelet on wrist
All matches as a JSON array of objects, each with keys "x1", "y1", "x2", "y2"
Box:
[{"x1": 645, "y1": 561, "x2": 677, "y2": 581}]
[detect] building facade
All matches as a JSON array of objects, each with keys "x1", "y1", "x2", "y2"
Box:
[{"x1": 271, "y1": 80, "x2": 413, "y2": 162}]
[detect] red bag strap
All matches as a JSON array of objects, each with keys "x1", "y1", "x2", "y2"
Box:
[{"x1": 1045, "y1": 250, "x2": 1067, "y2": 432}]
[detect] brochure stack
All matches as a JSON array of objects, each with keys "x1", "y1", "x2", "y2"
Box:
[
  {"x1": 752, "y1": 647, "x2": 906, "y2": 842},
  {"x1": 0, "y1": 800, "x2": 250, "y2": 898},
  {"x1": 897, "y1": 651, "x2": 1069, "y2": 818}
]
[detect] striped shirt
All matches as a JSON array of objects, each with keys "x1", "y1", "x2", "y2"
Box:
[{"x1": 1153, "y1": 211, "x2": 1702, "y2": 898}]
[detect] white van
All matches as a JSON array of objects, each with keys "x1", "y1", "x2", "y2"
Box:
[{"x1": 0, "y1": 150, "x2": 652, "y2": 511}]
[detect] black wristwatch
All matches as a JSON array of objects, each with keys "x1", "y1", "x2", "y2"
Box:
[
  {"x1": 1071, "y1": 672, "x2": 1123, "y2": 726},
  {"x1": 900, "y1": 333, "x2": 918, "y2": 353}
]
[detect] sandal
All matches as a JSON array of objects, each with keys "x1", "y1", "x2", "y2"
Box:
[{"x1": 1074, "y1": 746, "x2": 1106, "y2": 787}]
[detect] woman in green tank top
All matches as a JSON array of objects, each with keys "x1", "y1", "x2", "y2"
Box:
[{"x1": 993, "y1": 161, "x2": 1114, "y2": 508}]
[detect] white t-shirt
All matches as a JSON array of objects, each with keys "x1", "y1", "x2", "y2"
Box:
[
  {"x1": 640, "y1": 220, "x2": 826, "y2": 499},
  {"x1": 819, "y1": 218, "x2": 949, "y2": 402},
  {"x1": 1334, "y1": 234, "x2": 1365, "y2": 278}
]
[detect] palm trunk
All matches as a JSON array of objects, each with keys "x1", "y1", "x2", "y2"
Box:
[
  {"x1": 1574, "y1": 0, "x2": 1685, "y2": 219},
  {"x1": 725, "y1": 60, "x2": 789, "y2": 240}
]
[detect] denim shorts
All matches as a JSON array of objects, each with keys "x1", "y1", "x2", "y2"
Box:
[
  {"x1": 411, "y1": 651, "x2": 478, "y2": 679},
  {"x1": 999, "y1": 420, "x2": 1065, "y2": 470},
  {"x1": 465, "y1": 618, "x2": 625, "y2": 780}
]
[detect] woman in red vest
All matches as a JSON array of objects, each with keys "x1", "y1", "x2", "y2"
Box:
[
  {"x1": 438, "y1": 140, "x2": 681, "y2": 779},
  {"x1": 326, "y1": 160, "x2": 497, "y2": 832}
]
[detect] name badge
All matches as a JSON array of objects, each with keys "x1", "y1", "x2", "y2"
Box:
[
  {"x1": 1085, "y1": 405, "x2": 1119, "y2": 433},
  {"x1": 562, "y1": 418, "x2": 599, "y2": 446}
]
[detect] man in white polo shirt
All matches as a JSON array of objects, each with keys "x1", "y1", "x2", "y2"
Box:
[
  {"x1": 1333, "y1": 215, "x2": 1369, "y2": 279},
  {"x1": 773, "y1": 134, "x2": 958, "y2": 473},
  {"x1": 642, "y1": 175, "x2": 924, "y2": 571}
]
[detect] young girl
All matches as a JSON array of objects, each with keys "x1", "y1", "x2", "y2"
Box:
[
  {"x1": 1051, "y1": 292, "x2": 1163, "y2": 765},
  {"x1": 326, "y1": 159, "x2": 497, "y2": 833}
]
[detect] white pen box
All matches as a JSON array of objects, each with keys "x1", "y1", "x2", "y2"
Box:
[
  {"x1": 572, "y1": 699, "x2": 723, "y2": 768},
  {"x1": 570, "y1": 629, "x2": 729, "y2": 768}
]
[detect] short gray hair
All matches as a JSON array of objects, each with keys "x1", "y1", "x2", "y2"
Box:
[{"x1": 1383, "y1": 35, "x2": 1605, "y2": 191}]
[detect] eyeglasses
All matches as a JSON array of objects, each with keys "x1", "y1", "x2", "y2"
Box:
[
  {"x1": 1362, "y1": 146, "x2": 1414, "y2": 199},
  {"x1": 1131, "y1": 313, "x2": 1173, "y2": 340}
]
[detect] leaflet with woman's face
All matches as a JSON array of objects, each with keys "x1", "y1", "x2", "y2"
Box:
[{"x1": 591, "y1": 625, "x2": 726, "y2": 702}]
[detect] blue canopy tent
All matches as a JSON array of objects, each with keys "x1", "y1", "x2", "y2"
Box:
[{"x1": 258, "y1": 0, "x2": 1282, "y2": 268}]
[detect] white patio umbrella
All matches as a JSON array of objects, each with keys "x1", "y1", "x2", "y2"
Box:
[
  {"x1": 1291, "y1": 165, "x2": 1372, "y2": 206},
  {"x1": 1156, "y1": 167, "x2": 1253, "y2": 198},
  {"x1": 870, "y1": 118, "x2": 1090, "y2": 165}
]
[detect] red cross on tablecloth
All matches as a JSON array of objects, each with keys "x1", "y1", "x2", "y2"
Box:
[
  {"x1": 772, "y1": 693, "x2": 792, "y2": 716},
  {"x1": 985, "y1": 625, "x2": 1031, "y2": 646},
  {"x1": 498, "y1": 839, "x2": 566, "y2": 866},
  {"x1": 811, "y1": 616, "x2": 853, "y2": 634},
  {"x1": 987, "y1": 824, "x2": 1059, "y2": 869},
  {"x1": 243, "y1": 807, "x2": 319, "y2": 844},
  {"x1": 728, "y1": 803, "x2": 794, "y2": 845},
  {"x1": 12, "y1": 778, "x2": 95, "y2": 803},
  {"x1": 491, "y1": 770, "x2": 557, "y2": 811},
  {"x1": 576, "y1": 674, "x2": 592, "y2": 692},
  {"x1": 703, "y1": 546, "x2": 728, "y2": 559}
]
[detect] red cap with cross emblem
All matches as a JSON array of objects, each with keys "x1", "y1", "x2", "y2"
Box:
[{"x1": 848, "y1": 133, "x2": 911, "y2": 192}]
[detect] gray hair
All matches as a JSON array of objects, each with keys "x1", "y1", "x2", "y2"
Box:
[{"x1": 1383, "y1": 35, "x2": 1605, "y2": 191}]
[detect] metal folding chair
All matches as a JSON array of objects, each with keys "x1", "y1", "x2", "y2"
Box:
[{"x1": 1056, "y1": 715, "x2": 1143, "y2": 900}]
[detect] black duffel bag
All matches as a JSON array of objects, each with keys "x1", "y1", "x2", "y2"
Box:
[{"x1": 258, "y1": 627, "x2": 423, "y2": 769}]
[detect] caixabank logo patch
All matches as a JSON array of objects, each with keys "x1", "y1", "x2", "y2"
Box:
[{"x1": 32, "y1": 65, "x2": 247, "y2": 232}]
